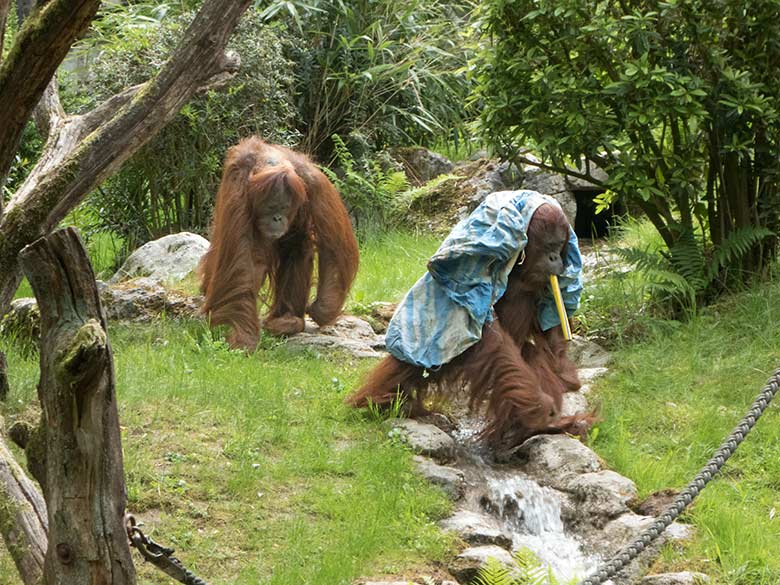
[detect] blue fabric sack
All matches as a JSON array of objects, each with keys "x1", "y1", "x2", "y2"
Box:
[{"x1": 385, "y1": 190, "x2": 582, "y2": 369}]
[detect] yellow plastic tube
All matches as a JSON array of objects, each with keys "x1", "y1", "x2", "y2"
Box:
[{"x1": 549, "y1": 274, "x2": 573, "y2": 341}]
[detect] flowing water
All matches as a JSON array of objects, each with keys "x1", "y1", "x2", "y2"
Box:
[
  {"x1": 453, "y1": 417, "x2": 600, "y2": 583},
  {"x1": 482, "y1": 471, "x2": 600, "y2": 583}
]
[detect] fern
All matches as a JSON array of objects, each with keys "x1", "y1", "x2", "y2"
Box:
[
  {"x1": 613, "y1": 245, "x2": 697, "y2": 311},
  {"x1": 472, "y1": 557, "x2": 516, "y2": 585},
  {"x1": 471, "y1": 548, "x2": 565, "y2": 585},
  {"x1": 708, "y1": 226, "x2": 774, "y2": 280},
  {"x1": 323, "y1": 134, "x2": 410, "y2": 240}
]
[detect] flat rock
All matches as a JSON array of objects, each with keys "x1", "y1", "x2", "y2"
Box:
[
  {"x1": 641, "y1": 572, "x2": 710, "y2": 585},
  {"x1": 99, "y1": 278, "x2": 201, "y2": 321},
  {"x1": 414, "y1": 456, "x2": 465, "y2": 500},
  {"x1": 503, "y1": 435, "x2": 602, "y2": 487},
  {"x1": 578, "y1": 367, "x2": 609, "y2": 383},
  {"x1": 448, "y1": 545, "x2": 516, "y2": 584},
  {"x1": 569, "y1": 336, "x2": 612, "y2": 368},
  {"x1": 110, "y1": 232, "x2": 209, "y2": 284},
  {"x1": 388, "y1": 419, "x2": 455, "y2": 463},
  {"x1": 440, "y1": 510, "x2": 513, "y2": 549},
  {"x1": 286, "y1": 316, "x2": 386, "y2": 358}
]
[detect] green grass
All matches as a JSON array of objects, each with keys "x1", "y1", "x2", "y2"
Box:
[
  {"x1": 2, "y1": 228, "x2": 444, "y2": 584},
  {"x1": 349, "y1": 230, "x2": 441, "y2": 308},
  {"x1": 4, "y1": 222, "x2": 780, "y2": 585},
  {"x1": 589, "y1": 279, "x2": 780, "y2": 584},
  {"x1": 0, "y1": 320, "x2": 455, "y2": 584}
]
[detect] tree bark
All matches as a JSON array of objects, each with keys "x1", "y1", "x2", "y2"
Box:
[
  {"x1": 0, "y1": 0, "x2": 252, "y2": 315},
  {"x1": 0, "y1": 0, "x2": 10, "y2": 66},
  {"x1": 19, "y1": 228, "x2": 134, "y2": 584},
  {"x1": 0, "y1": 431, "x2": 48, "y2": 584},
  {"x1": 0, "y1": 0, "x2": 100, "y2": 183}
]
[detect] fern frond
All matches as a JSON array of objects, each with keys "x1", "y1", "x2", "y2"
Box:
[
  {"x1": 668, "y1": 233, "x2": 706, "y2": 292},
  {"x1": 513, "y1": 547, "x2": 553, "y2": 585},
  {"x1": 708, "y1": 226, "x2": 774, "y2": 280},
  {"x1": 472, "y1": 557, "x2": 515, "y2": 585}
]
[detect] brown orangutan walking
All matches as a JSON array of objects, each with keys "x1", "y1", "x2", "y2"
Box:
[{"x1": 199, "y1": 137, "x2": 359, "y2": 350}]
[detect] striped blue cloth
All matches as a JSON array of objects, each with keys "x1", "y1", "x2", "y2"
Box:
[{"x1": 385, "y1": 190, "x2": 582, "y2": 369}]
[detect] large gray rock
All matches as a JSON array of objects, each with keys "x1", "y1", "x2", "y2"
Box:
[
  {"x1": 448, "y1": 545, "x2": 516, "y2": 584},
  {"x1": 520, "y1": 165, "x2": 577, "y2": 223},
  {"x1": 565, "y1": 471, "x2": 638, "y2": 526},
  {"x1": 414, "y1": 456, "x2": 466, "y2": 500},
  {"x1": 110, "y1": 232, "x2": 209, "y2": 284},
  {"x1": 504, "y1": 435, "x2": 602, "y2": 487},
  {"x1": 465, "y1": 162, "x2": 514, "y2": 206},
  {"x1": 387, "y1": 419, "x2": 455, "y2": 463},
  {"x1": 641, "y1": 572, "x2": 710, "y2": 585},
  {"x1": 393, "y1": 147, "x2": 455, "y2": 185},
  {"x1": 440, "y1": 510, "x2": 513, "y2": 549},
  {"x1": 286, "y1": 316, "x2": 386, "y2": 358}
]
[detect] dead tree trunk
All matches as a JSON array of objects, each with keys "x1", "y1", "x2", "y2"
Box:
[
  {"x1": 0, "y1": 431, "x2": 48, "y2": 584},
  {"x1": 17, "y1": 227, "x2": 134, "y2": 584}
]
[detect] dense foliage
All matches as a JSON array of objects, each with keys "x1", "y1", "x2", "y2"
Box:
[
  {"x1": 61, "y1": 5, "x2": 299, "y2": 256},
  {"x1": 476, "y1": 0, "x2": 780, "y2": 307},
  {"x1": 265, "y1": 0, "x2": 475, "y2": 161}
]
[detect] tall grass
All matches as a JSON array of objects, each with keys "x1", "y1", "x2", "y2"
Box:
[{"x1": 589, "y1": 280, "x2": 780, "y2": 584}]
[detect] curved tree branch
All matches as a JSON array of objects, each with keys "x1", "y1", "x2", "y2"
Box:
[
  {"x1": 0, "y1": 0, "x2": 100, "y2": 183},
  {"x1": 0, "y1": 0, "x2": 252, "y2": 313}
]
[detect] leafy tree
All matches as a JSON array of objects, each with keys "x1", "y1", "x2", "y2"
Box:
[
  {"x1": 475, "y1": 0, "x2": 780, "y2": 305},
  {"x1": 0, "y1": 1, "x2": 252, "y2": 580}
]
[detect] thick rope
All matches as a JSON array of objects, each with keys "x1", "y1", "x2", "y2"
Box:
[{"x1": 580, "y1": 368, "x2": 780, "y2": 585}]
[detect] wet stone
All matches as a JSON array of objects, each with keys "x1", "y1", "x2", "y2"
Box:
[
  {"x1": 503, "y1": 435, "x2": 602, "y2": 488},
  {"x1": 448, "y1": 545, "x2": 516, "y2": 584},
  {"x1": 414, "y1": 456, "x2": 465, "y2": 500},
  {"x1": 440, "y1": 510, "x2": 513, "y2": 550},
  {"x1": 387, "y1": 419, "x2": 455, "y2": 463},
  {"x1": 565, "y1": 470, "x2": 638, "y2": 527}
]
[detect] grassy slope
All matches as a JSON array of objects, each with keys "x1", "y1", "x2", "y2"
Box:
[
  {"x1": 3, "y1": 224, "x2": 780, "y2": 584},
  {"x1": 590, "y1": 280, "x2": 780, "y2": 584},
  {"x1": 1, "y1": 231, "x2": 447, "y2": 585}
]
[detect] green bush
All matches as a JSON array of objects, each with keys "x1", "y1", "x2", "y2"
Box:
[
  {"x1": 264, "y1": 0, "x2": 475, "y2": 161},
  {"x1": 475, "y1": 0, "x2": 780, "y2": 306},
  {"x1": 322, "y1": 135, "x2": 409, "y2": 241},
  {"x1": 61, "y1": 6, "x2": 299, "y2": 259}
]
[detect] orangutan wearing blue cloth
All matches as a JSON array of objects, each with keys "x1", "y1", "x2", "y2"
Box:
[{"x1": 346, "y1": 190, "x2": 593, "y2": 449}]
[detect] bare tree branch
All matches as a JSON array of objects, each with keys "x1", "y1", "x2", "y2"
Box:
[
  {"x1": 512, "y1": 154, "x2": 607, "y2": 187},
  {"x1": 0, "y1": 0, "x2": 251, "y2": 312},
  {"x1": 0, "y1": 0, "x2": 100, "y2": 184},
  {"x1": 0, "y1": 431, "x2": 48, "y2": 584}
]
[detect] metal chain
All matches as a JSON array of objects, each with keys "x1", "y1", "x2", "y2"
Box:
[
  {"x1": 125, "y1": 514, "x2": 210, "y2": 585},
  {"x1": 580, "y1": 368, "x2": 780, "y2": 585}
]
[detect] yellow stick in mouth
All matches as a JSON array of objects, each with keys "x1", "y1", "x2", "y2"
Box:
[{"x1": 550, "y1": 274, "x2": 573, "y2": 341}]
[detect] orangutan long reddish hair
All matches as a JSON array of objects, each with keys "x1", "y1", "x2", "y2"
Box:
[
  {"x1": 346, "y1": 204, "x2": 591, "y2": 449},
  {"x1": 199, "y1": 137, "x2": 359, "y2": 349}
]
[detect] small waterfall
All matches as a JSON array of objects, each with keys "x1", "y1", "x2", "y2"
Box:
[
  {"x1": 482, "y1": 472, "x2": 599, "y2": 583},
  {"x1": 449, "y1": 415, "x2": 599, "y2": 583}
]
